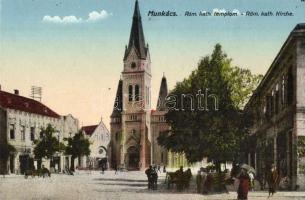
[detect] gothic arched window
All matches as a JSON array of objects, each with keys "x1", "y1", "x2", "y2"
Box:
[
  {"x1": 135, "y1": 85, "x2": 139, "y2": 101},
  {"x1": 115, "y1": 132, "x2": 119, "y2": 141},
  {"x1": 128, "y1": 85, "x2": 133, "y2": 102}
]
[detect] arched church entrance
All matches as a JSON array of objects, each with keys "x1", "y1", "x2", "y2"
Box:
[{"x1": 127, "y1": 146, "x2": 139, "y2": 170}]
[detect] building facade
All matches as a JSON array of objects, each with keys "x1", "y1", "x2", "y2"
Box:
[
  {"x1": 109, "y1": 1, "x2": 170, "y2": 170},
  {"x1": 82, "y1": 119, "x2": 110, "y2": 169},
  {"x1": 245, "y1": 24, "x2": 305, "y2": 190},
  {"x1": 0, "y1": 88, "x2": 79, "y2": 174}
]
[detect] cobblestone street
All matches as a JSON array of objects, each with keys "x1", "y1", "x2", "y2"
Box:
[{"x1": 0, "y1": 171, "x2": 304, "y2": 200}]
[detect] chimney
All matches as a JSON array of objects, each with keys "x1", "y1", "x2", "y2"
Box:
[{"x1": 14, "y1": 89, "x2": 19, "y2": 95}]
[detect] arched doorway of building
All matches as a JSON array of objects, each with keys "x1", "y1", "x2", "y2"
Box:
[{"x1": 127, "y1": 146, "x2": 139, "y2": 170}]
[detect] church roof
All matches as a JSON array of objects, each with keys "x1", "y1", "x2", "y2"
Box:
[
  {"x1": 0, "y1": 90, "x2": 60, "y2": 118},
  {"x1": 124, "y1": 0, "x2": 148, "y2": 60},
  {"x1": 111, "y1": 79, "x2": 123, "y2": 117},
  {"x1": 156, "y1": 75, "x2": 168, "y2": 111},
  {"x1": 81, "y1": 125, "x2": 98, "y2": 136}
]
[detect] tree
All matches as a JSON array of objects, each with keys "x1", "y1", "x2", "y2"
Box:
[
  {"x1": 64, "y1": 131, "x2": 91, "y2": 171},
  {"x1": 33, "y1": 124, "x2": 65, "y2": 169},
  {"x1": 158, "y1": 44, "x2": 262, "y2": 171},
  {"x1": 0, "y1": 143, "x2": 16, "y2": 176}
]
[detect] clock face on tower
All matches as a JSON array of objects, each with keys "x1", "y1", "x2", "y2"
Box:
[{"x1": 131, "y1": 62, "x2": 136, "y2": 69}]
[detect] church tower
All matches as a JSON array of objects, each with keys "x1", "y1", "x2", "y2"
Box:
[{"x1": 111, "y1": 0, "x2": 151, "y2": 170}]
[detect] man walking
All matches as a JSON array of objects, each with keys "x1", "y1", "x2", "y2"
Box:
[{"x1": 145, "y1": 165, "x2": 153, "y2": 189}]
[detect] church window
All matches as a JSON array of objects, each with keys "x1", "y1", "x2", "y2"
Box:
[
  {"x1": 131, "y1": 62, "x2": 136, "y2": 69},
  {"x1": 129, "y1": 85, "x2": 133, "y2": 102},
  {"x1": 135, "y1": 85, "x2": 140, "y2": 101}
]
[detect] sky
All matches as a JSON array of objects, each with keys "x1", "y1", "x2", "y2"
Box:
[{"x1": 0, "y1": 0, "x2": 305, "y2": 129}]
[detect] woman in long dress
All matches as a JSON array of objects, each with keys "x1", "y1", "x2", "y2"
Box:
[{"x1": 237, "y1": 169, "x2": 250, "y2": 200}]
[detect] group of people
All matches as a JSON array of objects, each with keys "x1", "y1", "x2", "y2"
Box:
[
  {"x1": 144, "y1": 163, "x2": 282, "y2": 199},
  {"x1": 234, "y1": 164, "x2": 279, "y2": 200},
  {"x1": 145, "y1": 165, "x2": 159, "y2": 190},
  {"x1": 196, "y1": 167, "x2": 214, "y2": 194}
]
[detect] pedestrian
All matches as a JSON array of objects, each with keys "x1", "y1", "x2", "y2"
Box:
[
  {"x1": 101, "y1": 164, "x2": 105, "y2": 174},
  {"x1": 152, "y1": 166, "x2": 158, "y2": 190},
  {"x1": 176, "y1": 166, "x2": 184, "y2": 192},
  {"x1": 268, "y1": 164, "x2": 279, "y2": 197},
  {"x1": 157, "y1": 165, "x2": 161, "y2": 173},
  {"x1": 248, "y1": 171, "x2": 255, "y2": 191},
  {"x1": 201, "y1": 168, "x2": 208, "y2": 194},
  {"x1": 89, "y1": 163, "x2": 93, "y2": 174},
  {"x1": 237, "y1": 169, "x2": 250, "y2": 200},
  {"x1": 183, "y1": 168, "x2": 192, "y2": 190},
  {"x1": 114, "y1": 163, "x2": 118, "y2": 175},
  {"x1": 163, "y1": 165, "x2": 166, "y2": 173},
  {"x1": 145, "y1": 165, "x2": 153, "y2": 189},
  {"x1": 196, "y1": 170, "x2": 202, "y2": 193},
  {"x1": 205, "y1": 171, "x2": 213, "y2": 194}
]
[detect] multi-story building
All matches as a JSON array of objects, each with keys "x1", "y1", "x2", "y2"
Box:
[
  {"x1": 0, "y1": 88, "x2": 79, "y2": 174},
  {"x1": 245, "y1": 23, "x2": 305, "y2": 190}
]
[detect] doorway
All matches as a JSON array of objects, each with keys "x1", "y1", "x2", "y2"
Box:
[
  {"x1": 127, "y1": 146, "x2": 139, "y2": 170},
  {"x1": 9, "y1": 154, "x2": 14, "y2": 173}
]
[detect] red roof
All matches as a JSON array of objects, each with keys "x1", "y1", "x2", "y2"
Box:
[
  {"x1": 81, "y1": 125, "x2": 98, "y2": 136},
  {"x1": 0, "y1": 90, "x2": 60, "y2": 118}
]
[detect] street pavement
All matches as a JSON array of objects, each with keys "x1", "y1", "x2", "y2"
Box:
[{"x1": 0, "y1": 170, "x2": 304, "y2": 200}]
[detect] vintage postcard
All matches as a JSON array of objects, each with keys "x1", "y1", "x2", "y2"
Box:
[{"x1": 0, "y1": 0, "x2": 305, "y2": 199}]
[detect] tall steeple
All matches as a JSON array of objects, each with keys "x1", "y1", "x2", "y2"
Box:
[
  {"x1": 157, "y1": 75, "x2": 168, "y2": 111},
  {"x1": 124, "y1": 0, "x2": 147, "y2": 60}
]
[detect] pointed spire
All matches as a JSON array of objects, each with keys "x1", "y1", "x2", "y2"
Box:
[
  {"x1": 124, "y1": 0, "x2": 147, "y2": 60},
  {"x1": 157, "y1": 76, "x2": 168, "y2": 111},
  {"x1": 111, "y1": 79, "x2": 123, "y2": 117},
  {"x1": 133, "y1": 0, "x2": 141, "y2": 18}
]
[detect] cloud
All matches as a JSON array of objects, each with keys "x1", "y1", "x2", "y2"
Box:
[
  {"x1": 42, "y1": 15, "x2": 82, "y2": 24},
  {"x1": 42, "y1": 10, "x2": 110, "y2": 24},
  {"x1": 87, "y1": 10, "x2": 109, "y2": 22}
]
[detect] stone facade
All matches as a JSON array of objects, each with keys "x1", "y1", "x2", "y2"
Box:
[
  {"x1": 0, "y1": 89, "x2": 79, "y2": 174},
  {"x1": 82, "y1": 119, "x2": 110, "y2": 169},
  {"x1": 245, "y1": 23, "x2": 305, "y2": 190},
  {"x1": 151, "y1": 110, "x2": 169, "y2": 165}
]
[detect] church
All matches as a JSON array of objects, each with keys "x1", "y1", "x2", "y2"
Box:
[{"x1": 109, "y1": 0, "x2": 170, "y2": 170}]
